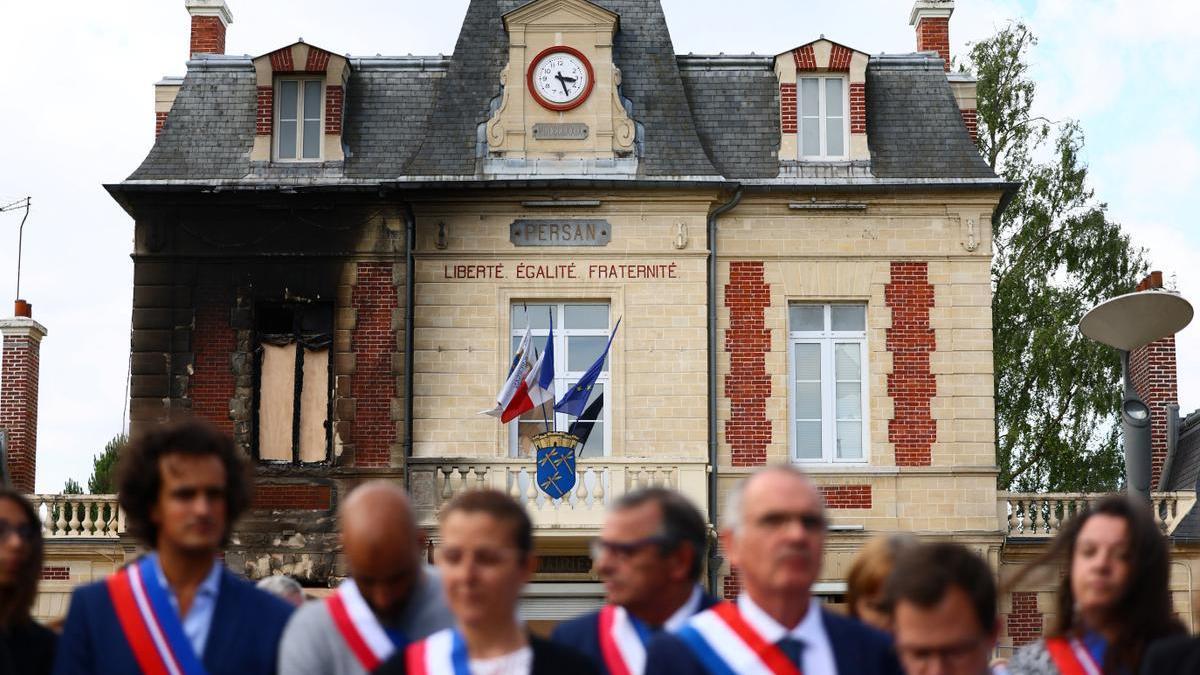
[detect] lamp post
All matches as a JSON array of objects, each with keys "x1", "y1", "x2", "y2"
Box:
[{"x1": 1079, "y1": 289, "x2": 1192, "y2": 501}]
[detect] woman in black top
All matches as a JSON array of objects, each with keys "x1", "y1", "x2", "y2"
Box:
[
  {"x1": 0, "y1": 488, "x2": 55, "y2": 675},
  {"x1": 375, "y1": 489, "x2": 595, "y2": 675}
]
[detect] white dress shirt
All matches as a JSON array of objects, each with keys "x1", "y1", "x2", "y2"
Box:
[
  {"x1": 662, "y1": 585, "x2": 704, "y2": 633},
  {"x1": 737, "y1": 593, "x2": 838, "y2": 675}
]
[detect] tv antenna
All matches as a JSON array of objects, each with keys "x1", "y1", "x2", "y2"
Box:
[{"x1": 0, "y1": 197, "x2": 31, "y2": 302}]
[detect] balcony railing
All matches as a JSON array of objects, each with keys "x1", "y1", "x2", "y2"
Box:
[
  {"x1": 1001, "y1": 492, "x2": 1196, "y2": 538},
  {"x1": 408, "y1": 458, "x2": 709, "y2": 529},
  {"x1": 30, "y1": 494, "x2": 125, "y2": 539}
]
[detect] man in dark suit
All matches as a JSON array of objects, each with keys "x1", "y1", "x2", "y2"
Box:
[
  {"x1": 551, "y1": 488, "x2": 718, "y2": 674},
  {"x1": 645, "y1": 466, "x2": 902, "y2": 675},
  {"x1": 885, "y1": 542, "x2": 1001, "y2": 675},
  {"x1": 1140, "y1": 635, "x2": 1200, "y2": 675},
  {"x1": 53, "y1": 420, "x2": 293, "y2": 675}
]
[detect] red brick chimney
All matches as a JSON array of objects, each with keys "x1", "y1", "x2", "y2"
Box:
[
  {"x1": 186, "y1": 0, "x2": 234, "y2": 59},
  {"x1": 1128, "y1": 271, "x2": 1179, "y2": 487},
  {"x1": 0, "y1": 301, "x2": 48, "y2": 493},
  {"x1": 910, "y1": 0, "x2": 955, "y2": 72}
]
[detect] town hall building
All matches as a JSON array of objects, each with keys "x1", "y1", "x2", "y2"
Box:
[{"x1": 12, "y1": 0, "x2": 1176, "y2": 649}]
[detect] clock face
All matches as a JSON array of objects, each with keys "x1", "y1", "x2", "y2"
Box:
[{"x1": 528, "y1": 46, "x2": 594, "y2": 111}]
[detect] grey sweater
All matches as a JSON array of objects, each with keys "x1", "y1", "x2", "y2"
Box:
[{"x1": 277, "y1": 566, "x2": 454, "y2": 675}]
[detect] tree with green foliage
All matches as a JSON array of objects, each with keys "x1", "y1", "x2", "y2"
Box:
[
  {"x1": 967, "y1": 24, "x2": 1146, "y2": 492},
  {"x1": 88, "y1": 434, "x2": 126, "y2": 495},
  {"x1": 62, "y1": 478, "x2": 83, "y2": 494}
]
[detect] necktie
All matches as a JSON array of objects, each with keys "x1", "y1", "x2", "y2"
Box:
[{"x1": 776, "y1": 637, "x2": 806, "y2": 666}]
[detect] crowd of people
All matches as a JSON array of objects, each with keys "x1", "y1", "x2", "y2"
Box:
[{"x1": 1, "y1": 419, "x2": 1199, "y2": 674}]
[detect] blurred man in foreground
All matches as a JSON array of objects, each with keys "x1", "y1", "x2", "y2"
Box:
[
  {"x1": 552, "y1": 487, "x2": 718, "y2": 674},
  {"x1": 645, "y1": 465, "x2": 901, "y2": 675},
  {"x1": 278, "y1": 481, "x2": 453, "y2": 674}
]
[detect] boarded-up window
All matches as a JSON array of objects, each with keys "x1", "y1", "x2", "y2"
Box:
[{"x1": 255, "y1": 304, "x2": 332, "y2": 463}]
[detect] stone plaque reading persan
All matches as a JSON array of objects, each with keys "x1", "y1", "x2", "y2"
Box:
[
  {"x1": 532, "y1": 123, "x2": 589, "y2": 140},
  {"x1": 510, "y1": 220, "x2": 611, "y2": 247}
]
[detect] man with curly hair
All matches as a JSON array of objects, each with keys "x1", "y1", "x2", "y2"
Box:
[{"x1": 53, "y1": 419, "x2": 293, "y2": 675}]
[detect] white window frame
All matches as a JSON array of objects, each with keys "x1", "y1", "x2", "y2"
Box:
[
  {"x1": 788, "y1": 303, "x2": 870, "y2": 464},
  {"x1": 274, "y1": 77, "x2": 324, "y2": 162},
  {"x1": 797, "y1": 75, "x2": 850, "y2": 161},
  {"x1": 508, "y1": 302, "x2": 612, "y2": 458}
]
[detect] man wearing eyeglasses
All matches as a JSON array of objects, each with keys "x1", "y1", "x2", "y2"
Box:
[
  {"x1": 883, "y1": 542, "x2": 1001, "y2": 675},
  {"x1": 645, "y1": 466, "x2": 902, "y2": 675},
  {"x1": 551, "y1": 487, "x2": 718, "y2": 675}
]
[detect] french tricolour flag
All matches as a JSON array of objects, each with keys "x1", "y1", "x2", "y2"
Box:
[
  {"x1": 501, "y1": 321, "x2": 554, "y2": 423},
  {"x1": 481, "y1": 326, "x2": 533, "y2": 418}
]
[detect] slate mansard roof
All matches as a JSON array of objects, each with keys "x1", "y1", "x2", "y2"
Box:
[{"x1": 127, "y1": 0, "x2": 999, "y2": 186}]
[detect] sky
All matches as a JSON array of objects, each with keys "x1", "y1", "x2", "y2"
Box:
[{"x1": 1, "y1": 0, "x2": 1197, "y2": 493}]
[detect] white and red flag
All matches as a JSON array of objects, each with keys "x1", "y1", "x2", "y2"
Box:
[{"x1": 501, "y1": 320, "x2": 555, "y2": 423}]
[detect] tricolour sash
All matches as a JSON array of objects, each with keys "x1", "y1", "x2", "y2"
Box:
[
  {"x1": 405, "y1": 628, "x2": 471, "y2": 675},
  {"x1": 326, "y1": 578, "x2": 405, "y2": 672},
  {"x1": 1045, "y1": 637, "x2": 1102, "y2": 675},
  {"x1": 106, "y1": 556, "x2": 208, "y2": 675},
  {"x1": 598, "y1": 605, "x2": 652, "y2": 675},
  {"x1": 675, "y1": 602, "x2": 802, "y2": 675}
]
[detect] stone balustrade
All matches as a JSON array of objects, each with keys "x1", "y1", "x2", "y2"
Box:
[
  {"x1": 30, "y1": 494, "x2": 125, "y2": 539},
  {"x1": 1001, "y1": 492, "x2": 1196, "y2": 538},
  {"x1": 408, "y1": 458, "x2": 709, "y2": 530}
]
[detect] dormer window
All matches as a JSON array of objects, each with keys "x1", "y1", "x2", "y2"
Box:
[
  {"x1": 799, "y1": 76, "x2": 848, "y2": 160},
  {"x1": 275, "y1": 78, "x2": 323, "y2": 161}
]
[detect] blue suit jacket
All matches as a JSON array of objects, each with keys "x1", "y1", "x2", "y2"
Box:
[
  {"x1": 52, "y1": 567, "x2": 293, "y2": 675},
  {"x1": 551, "y1": 590, "x2": 720, "y2": 675},
  {"x1": 643, "y1": 606, "x2": 902, "y2": 675}
]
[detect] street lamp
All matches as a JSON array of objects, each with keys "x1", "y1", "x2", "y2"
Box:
[{"x1": 1079, "y1": 289, "x2": 1193, "y2": 501}]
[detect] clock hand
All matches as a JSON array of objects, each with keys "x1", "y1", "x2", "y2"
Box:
[{"x1": 555, "y1": 72, "x2": 569, "y2": 97}]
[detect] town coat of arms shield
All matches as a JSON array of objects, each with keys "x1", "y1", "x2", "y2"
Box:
[{"x1": 532, "y1": 431, "x2": 581, "y2": 499}]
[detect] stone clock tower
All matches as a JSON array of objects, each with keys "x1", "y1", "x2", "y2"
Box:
[{"x1": 485, "y1": 0, "x2": 638, "y2": 165}]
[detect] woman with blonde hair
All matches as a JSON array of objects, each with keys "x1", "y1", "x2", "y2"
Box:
[
  {"x1": 1007, "y1": 494, "x2": 1184, "y2": 674},
  {"x1": 0, "y1": 487, "x2": 55, "y2": 674},
  {"x1": 846, "y1": 533, "x2": 917, "y2": 632}
]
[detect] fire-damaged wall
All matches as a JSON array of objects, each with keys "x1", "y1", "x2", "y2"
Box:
[{"x1": 126, "y1": 193, "x2": 407, "y2": 583}]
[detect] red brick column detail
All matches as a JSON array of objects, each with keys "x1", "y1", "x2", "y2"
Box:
[
  {"x1": 916, "y1": 17, "x2": 951, "y2": 71},
  {"x1": 41, "y1": 566, "x2": 70, "y2": 581},
  {"x1": 352, "y1": 263, "x2": 397, "y2": 468},
  {"x1": 829, "y1": 44, "x2": 852, "y2": 72},
  {"x1": 192, "y1": 288, "x2": 235, "y2": 434},
  {"x1": 886, "y1": 262, "x2": 937, "y2": 467},
  {"x1": 1007, "y1": 592, "x2": 1043, "y2": 646},
  {"x1": 794, "y1": 45, "x2": 817, "y2": 72},
  {"x1": 780, "y1": 84, "x2": 797, "y2": 134},
  {"x1": 189, "y1": 16, "x2": 226, "y2": 58},
  {"x1": 325, "y1": 85, "x2": 344, "y2": 135},
  {"x1": 305, "y1": 48, "x2": 331, "y2": 73},
  {"x1": 850, "y1": 83, "x2": 866, "y2": 134},
  {"x1": 254, "y1": 484, "x2": 332, "y2": 510},
  {"x1": 723, "y1": 567, "x2": 743, "y2": 598},
  {"x1": 725, "y1": 262, "x2": 771, "y2": 467},
  {"x1": 1130, "y1": 271, "x2": 1179, "y2": 485},
  {"x1": 156, "y1": 112, "x2": 169, "y2": 137},
  {"x1": 1, "y1": 319, "x2": 45, "y2": 493},
  {"x1": 256, "y1": 86, "x2": 273, "y2": 136},
  {"x1": 961, "y1": 109, "x2": 978, "y2": 143},
  {"x1": 819, "y1": 485, "x2": 872, "y2": 509},
  {"x1": 269, "y1": 48, "x2": 295, "y2": 73}
]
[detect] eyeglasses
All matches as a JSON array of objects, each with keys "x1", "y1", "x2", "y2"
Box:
[
  {"x1": 589, "y1": 536, "x2": 668, "y2": 561},
  {"x1": 0, "y1": 519, "x2": 37, "y2": 543}
]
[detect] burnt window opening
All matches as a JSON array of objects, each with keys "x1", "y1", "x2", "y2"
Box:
[{"x1": 254, "y1": 302, "x2": 333, "y2": 464}]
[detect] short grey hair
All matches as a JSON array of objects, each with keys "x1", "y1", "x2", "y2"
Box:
[
  {"x1": 722, "y1": 465, "x2": 822, "y2": 534},
  {"x1": 611, "y1": 487, "x2": 708, "y2": 581}
]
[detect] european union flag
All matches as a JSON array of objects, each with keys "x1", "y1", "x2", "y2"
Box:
[{"x1": 554, "y1": 317, "x2": 620, "y2": 418}]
